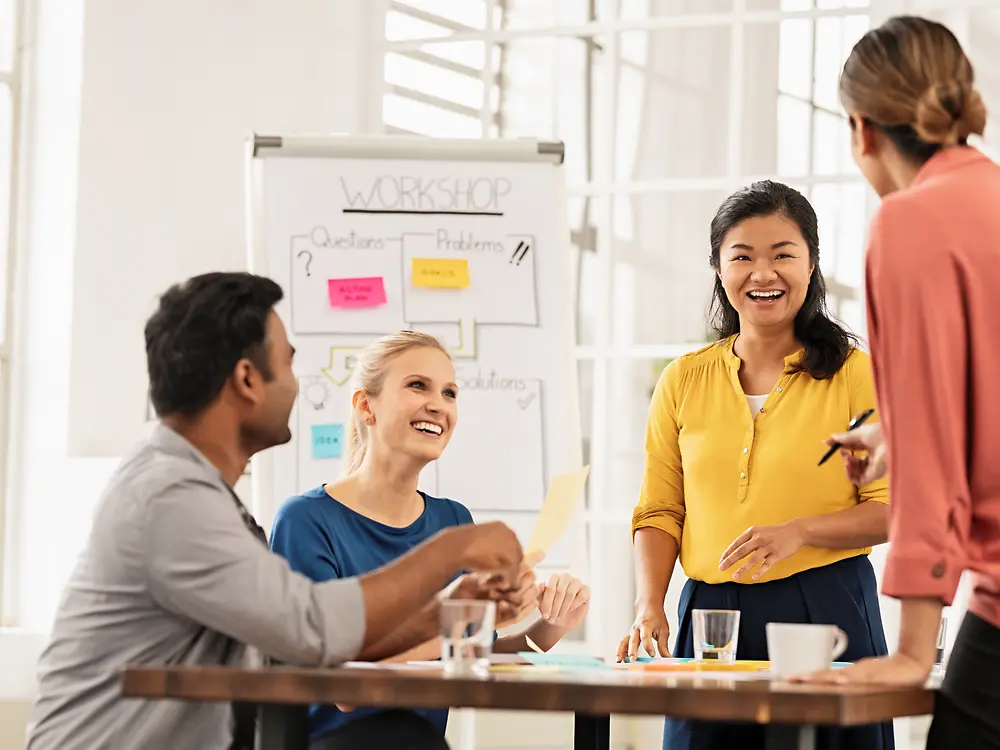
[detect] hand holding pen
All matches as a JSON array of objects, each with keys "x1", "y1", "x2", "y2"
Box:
[
  {"x1": 819, "y1": 411, "x2": 888, "y2": 486},
  {"x1": 818, "y1": 408, "x2": 875, "y2": 465}
]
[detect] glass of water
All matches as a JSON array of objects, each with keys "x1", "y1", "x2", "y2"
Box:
[
  {"x1": 440, "y1": 600, "x2": 496, "y2": 677},
  {"x1": 692, "y1": 609, "x2": 740, "y2": 663}
]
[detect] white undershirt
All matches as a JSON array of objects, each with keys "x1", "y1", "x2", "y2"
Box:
[{"x1": 746, "y1": 393, "x2": 768, "y2": 418}]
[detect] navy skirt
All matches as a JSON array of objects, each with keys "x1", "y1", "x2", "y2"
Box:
[{"x1": 663, "y1": 554, "x2": 894, "y2": 750}]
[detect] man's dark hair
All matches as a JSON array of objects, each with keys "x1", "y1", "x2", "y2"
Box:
[{"x1": 145, "y1": 272, "x2": 284, "y2": 417}]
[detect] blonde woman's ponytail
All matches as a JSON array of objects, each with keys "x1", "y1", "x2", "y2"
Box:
[{"x1": 340, "y1": 411, "x2": 369, "y2": 477}]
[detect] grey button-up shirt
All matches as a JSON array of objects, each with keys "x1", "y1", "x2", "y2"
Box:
[{"x1": 26, "y1": 425, "x2": 366, "y2": 750}]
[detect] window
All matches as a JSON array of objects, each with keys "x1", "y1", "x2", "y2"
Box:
[
  {"x1": 0, "y1": 0, "x2": 23, "y2": 628},
  {"x1": 774, "y1": 1, "x2": 872, "y2": 335},
  {"x1": 381, "y1": 0, "x2": 875, "y2": 656}
]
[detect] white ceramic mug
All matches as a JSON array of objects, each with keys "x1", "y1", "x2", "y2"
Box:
[{"x1": 765, "y1": 622, "x2": 848, "y2": 677}]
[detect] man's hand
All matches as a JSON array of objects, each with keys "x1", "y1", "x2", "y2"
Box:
[
  {"x1": 495, "y1": 552, "x2": 544, "y2": 629},
  {"x1": 447, "y1": 521, "x2": 523, "y2": 588},
  {"x1": 443, "y1": 551, "x2": 542, "y2": 626},
  {"x1": 825, "y1": 422, "x2": 887, "y2": 486},
  {"x1": 718, "y1": 522, "x2": 806, "y2": 580}
]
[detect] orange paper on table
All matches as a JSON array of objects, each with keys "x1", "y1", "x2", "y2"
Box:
[{"x1": 412, "y1": 258, "x2": 470, "y2": 289}]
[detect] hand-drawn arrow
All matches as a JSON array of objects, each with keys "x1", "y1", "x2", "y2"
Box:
[
  {"x1": 321, "y1": 346, "x2": 363, "y2": 386},
  {"x1": 451, "y1": 318, "x2": 477, "y2": 359}
]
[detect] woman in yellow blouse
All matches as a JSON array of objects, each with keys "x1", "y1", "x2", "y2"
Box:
[{"x1": 617, "y1": 181, "x2": 892, "y2": 750}]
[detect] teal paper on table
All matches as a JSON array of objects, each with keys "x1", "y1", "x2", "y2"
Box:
[
  {"x1": 311, "y1": 424, "x2": 343, "y2": 459},
  {"x1": 518, "y1": 652, "x2": 609, "y2": 670}
]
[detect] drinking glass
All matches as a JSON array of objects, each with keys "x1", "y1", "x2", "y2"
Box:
[
  {"x1": 692, "y1": 609, "x2": 740, "y2": 663},
  {"x1": 440, "y1": 600, "x2": 496, "y2": 677}
]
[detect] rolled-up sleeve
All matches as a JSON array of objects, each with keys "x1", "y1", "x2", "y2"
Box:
[
  {"x1": 846, "y1": 350, "x2": 889, "y2": 505},
  {"x1": 632, "y1": 361, "x2": 686, "y2": 544},
  {"x1": 866, "y1": 206, "x2": 970, "y2": 604},
  {"x1": 144, "y1": 479, "x2": 366, "y2": 666}
]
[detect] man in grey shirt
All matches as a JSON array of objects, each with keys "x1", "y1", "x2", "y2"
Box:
[{"x1": 26, "y1": 273, "x2": 523, "y2": 750}]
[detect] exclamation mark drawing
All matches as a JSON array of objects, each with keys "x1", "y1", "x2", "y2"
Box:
[{"x1": 509, "y1": 241, "x2": 530, "y2": 265}]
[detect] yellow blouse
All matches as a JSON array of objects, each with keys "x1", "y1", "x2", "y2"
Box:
[{"x1": 631, "y1": 335, "x2": 888, "y2": 584}]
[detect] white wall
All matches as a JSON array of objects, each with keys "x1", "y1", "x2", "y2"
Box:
[
  {"x1": 2, "y1": 3, "x2": 376, "y2": 747},
  {"x1": 65, "y1": 0, "x2": 382, "y2": 458}
]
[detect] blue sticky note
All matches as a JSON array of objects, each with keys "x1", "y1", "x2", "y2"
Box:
[
  {"x1": 518, "y1": 652, "x2": 609, "y2": 670},
  {"x1": 311, "y1": 424, "x2": 343, "y2": 459}
]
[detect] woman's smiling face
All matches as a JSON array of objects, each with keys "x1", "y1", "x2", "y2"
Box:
[{"x1": 717, "y1": 213, "x2": 814, "y2": 333}]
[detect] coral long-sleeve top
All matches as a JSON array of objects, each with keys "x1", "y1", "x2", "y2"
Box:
[{"x1": 866, "y1": 145, "x2": 1000, "y2": 629}]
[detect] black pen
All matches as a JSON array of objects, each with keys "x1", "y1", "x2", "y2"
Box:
[{"x1": 818, "y1": 408, "x2": 876, "y2": 466}]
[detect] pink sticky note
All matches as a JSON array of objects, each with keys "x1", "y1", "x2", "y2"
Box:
[{"x1": 328, "y1": 277, "x2": 387, "y2": 308}]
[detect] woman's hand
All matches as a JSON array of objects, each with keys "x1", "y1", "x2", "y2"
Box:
[
  {"x1": 718, "y1": 521, "x2": 806, "y2": 580},
  {"x1": 616, "y1": 603, "x2": 671, "y2": 662},
  {"x1": 825, "y1": 422, "x2": 887, "y2": 486},
  {"x1": 790, "y1": 653, "x2": 931, "y2": 686},
  {"x1": 537, "y1": 573, "x2": 590, "y2": 631}
]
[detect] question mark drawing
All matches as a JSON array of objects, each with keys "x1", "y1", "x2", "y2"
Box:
[{"x1": 297, "y1": 250, "x2": 313, "y2": 277}]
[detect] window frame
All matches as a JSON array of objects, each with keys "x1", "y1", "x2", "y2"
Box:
[
  {"x1": 380, "y1": 0, "x2": 875, "y2": 654},
  {"x1": 0, "y1": 0, "x2": 26, "y2": 629}
]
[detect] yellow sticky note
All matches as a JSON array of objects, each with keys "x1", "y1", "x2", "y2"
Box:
[
  {"x1": 526, "y1": 466, "x2": 590, "y2": 556},
  {"x1": 412, "y1": 258, "x2": 470, "y2": 289}
]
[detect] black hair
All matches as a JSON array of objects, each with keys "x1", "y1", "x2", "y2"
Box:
[
  {"x1": 145, "y1": 272, "x2": 284, "y2": 417},
  {"x1": 707, "y1": 180, "x2": 858, "y2": 380}
]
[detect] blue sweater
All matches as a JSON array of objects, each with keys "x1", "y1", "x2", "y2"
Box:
[{"x1": 269, "y1": 485, "x2": 473, "y2": 740}]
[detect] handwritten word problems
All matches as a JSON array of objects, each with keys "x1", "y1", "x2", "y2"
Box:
[
  {"x1": 435, "y1": 229, "x2": 504, "y2": 253},
  {"x1": 341, "y1": 176, "x2": 512, "y2": 214}
]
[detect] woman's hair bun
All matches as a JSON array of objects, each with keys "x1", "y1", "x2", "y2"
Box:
[{"x1": 915, "y1": 79, "x2": 987, "y2": 144}]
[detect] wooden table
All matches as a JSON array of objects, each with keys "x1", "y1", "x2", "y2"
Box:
[{"x1": 122, "y1": 664, "x2": 934, "y2": 750}]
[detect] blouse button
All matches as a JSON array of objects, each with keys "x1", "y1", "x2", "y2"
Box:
[
  {"x1": 743, "y1": 447, "x2": 748, "y2": 454},
  {"x1": 759, "y1": 407, "x2": 766, "y2": 413},
  {"x1": 776, "y1": 386, "x2": 783, "y2": 392},
  {"x1": 931, "y1": 562, "x2": 946, "y2": 579},
  {"x1": 740, "y1": 472, "x2": 746, "y2": 479}
]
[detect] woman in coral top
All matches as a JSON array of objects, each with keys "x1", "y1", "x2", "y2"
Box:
[{"x1": 796, "y1": 15, "x2": 1000, "y2": 749}]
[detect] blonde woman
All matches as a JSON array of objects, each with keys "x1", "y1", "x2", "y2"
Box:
[{"x1": 270, "y1": 331, "x2": 590, "y2": 750}]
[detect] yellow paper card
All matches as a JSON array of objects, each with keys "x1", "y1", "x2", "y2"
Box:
[
  {"x1": 526, "y1": 466, "x2": 590, "y2": 556},
  {"x1": 412, "y1": 258, "x2": 470, "y2": 289}
]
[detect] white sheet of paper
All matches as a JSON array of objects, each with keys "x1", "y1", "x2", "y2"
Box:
[{"x1": 525, "y1": 466, "x2": 590, "y2": 556}]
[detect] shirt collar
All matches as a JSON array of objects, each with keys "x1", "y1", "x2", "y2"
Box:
[
  {"x1": 724, "y1": 334, "x2": 805, "y2": 371},
  {"x1": 912, "y1": 145, "x2": 989, "y2": 187},
  {"x1": 149, "y1": 422, "x2": 228, "y2": 482},
  {"x1": 149, "y1": 422, "x2": 265, "y2": 543}
]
